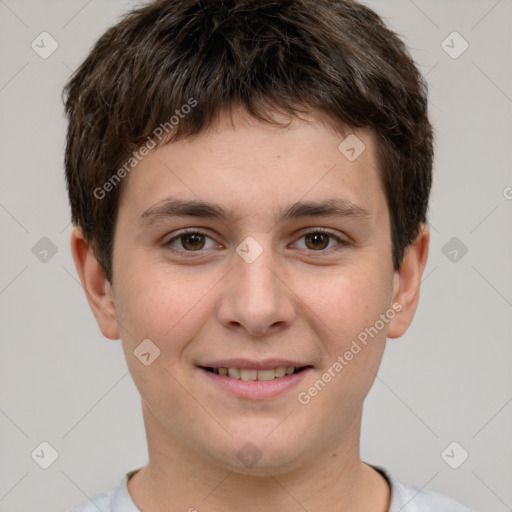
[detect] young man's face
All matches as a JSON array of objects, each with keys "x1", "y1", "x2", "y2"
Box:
[{"x1": 73, "y1": 108, "x2": 428, "y2": 474}]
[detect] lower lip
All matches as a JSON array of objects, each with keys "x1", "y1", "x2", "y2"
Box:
[{"x1": 199, "y1": 367, "x2": 312, "y2": 400}]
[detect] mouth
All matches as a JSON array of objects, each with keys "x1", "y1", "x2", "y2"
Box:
[
  {"x1": 198, "y1": 361, "x2": 313, "y2": 400},
  {"x1": 201, "y1": 365, "x2": 310, "y2": 381}
]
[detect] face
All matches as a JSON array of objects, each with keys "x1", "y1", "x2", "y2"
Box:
[{"x1": 74, "y1": 107, "x2": 428, "y2": 475}]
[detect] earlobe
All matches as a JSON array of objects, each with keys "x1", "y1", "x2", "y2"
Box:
[
  {"x1": 70, "y1": 227, "x2": 120, "y2": 340},
  {"x1": 387, "y1": 223, "x2": 430, "y2": 339}
]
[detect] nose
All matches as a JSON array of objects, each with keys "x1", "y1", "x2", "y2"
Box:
[{"x1": 215, "y1": 238, "x2": 296, "y2": 338}]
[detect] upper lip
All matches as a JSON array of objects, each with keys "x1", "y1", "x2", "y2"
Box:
[{"x1": 199, "y1": 359, "x2": 312, "y2": 370}]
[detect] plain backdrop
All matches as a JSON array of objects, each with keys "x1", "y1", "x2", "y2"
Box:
[{"x1": 0, "y1": 1, "x2": 511, "y2": 511}]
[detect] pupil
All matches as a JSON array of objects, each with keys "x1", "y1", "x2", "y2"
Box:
[
  {"x1": 183, "y1": 233, "x2": 204, "y2": 250},
  {"x1": 306, "y1": 233, "x2": 329, "y2": 250}
]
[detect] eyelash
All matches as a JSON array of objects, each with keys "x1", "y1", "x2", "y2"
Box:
[{"x1": 163, "y1": 227, "x2": 349, "y2": 255}]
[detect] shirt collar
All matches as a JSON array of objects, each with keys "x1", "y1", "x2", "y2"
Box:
[{"x1": 113, "y1": 464, "x2": 409, "y2": 512}]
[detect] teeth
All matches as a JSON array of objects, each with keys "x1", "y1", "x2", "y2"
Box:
[
  {"x1": 256, "y1": 369, "x2": 276, "y2": 381},
  {"x1": 214, "y1": 366, "x2": 300, "y2": 381},
  {"x1": 228, "y1": 367, "x2": 241, "y2": 379},
  {"x1": 240, "y1": 369, "x2": 258, "y2": 381},
  {"x1": 274, "y1": 367, "x2": 287, "y2": 378}
]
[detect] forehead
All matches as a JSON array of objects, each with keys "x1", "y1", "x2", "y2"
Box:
[{"x1": 117, "y1": 108, "x2": 387, "y2": 227}]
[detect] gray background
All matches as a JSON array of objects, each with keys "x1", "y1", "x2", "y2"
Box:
[{"x1": 0, "y1": 1, "x2": 511, "y2": 511}]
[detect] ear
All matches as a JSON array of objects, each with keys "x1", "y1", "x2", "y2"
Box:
[
  {"x1": 70, "y1": 227, "x2": 120, "y2": 340},
  {"x1": 387, "y1": 223, "x2": 430, "y2": 339}
]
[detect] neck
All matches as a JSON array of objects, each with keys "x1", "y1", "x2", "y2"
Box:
[{"x1": 127, "y1": 402, "x2": 390, "y2": 512}]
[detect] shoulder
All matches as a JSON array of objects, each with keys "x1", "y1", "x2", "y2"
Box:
[
  {"x1": 369, "y1": 464, "x2": 475, "y2": 512},
  {"x1": 65, "y1": 489, "x2": 114, "y2": 512},
  {"x1": 65, "y1": 469, "x2": 142, "y2": 512},
  {"x1": 393, "y1": 480, "x2": 475, "y2": 511}
]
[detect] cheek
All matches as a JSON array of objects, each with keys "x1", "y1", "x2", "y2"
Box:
[
  {"x1": 310, "y1": 269, "x2": 389, "y2": 346},
  {"x1": 114, "y1": 267, "x2": 209, "y2": 408},
  {"x1": 115, "y1": 264, "x2": 215, "y2": 352}
]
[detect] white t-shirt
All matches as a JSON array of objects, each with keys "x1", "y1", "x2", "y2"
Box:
[{"x1": 67, "y1": 464, "x2": 475, "y2": 511}]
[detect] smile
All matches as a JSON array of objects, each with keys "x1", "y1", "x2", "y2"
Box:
[
  {"x1": 199, "y1": 364, "x2": 313, "y2": 400},
  {"x1": 203, "y1": 366, "x2": 308, "y2": 381}
]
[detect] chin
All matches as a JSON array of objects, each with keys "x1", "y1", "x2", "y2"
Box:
[{"x1": 204, "y1": 425, "x2": 309, "y2": 475}]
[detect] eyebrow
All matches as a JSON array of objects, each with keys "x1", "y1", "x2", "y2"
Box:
[{"x1": 139, "y1": 197, "x2": 372, "y2": 227}]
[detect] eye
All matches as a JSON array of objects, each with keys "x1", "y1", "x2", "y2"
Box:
[
  {"x1": 165, "y1": 229, "x2": 218, "y2": 252},
  {"x1": 164, "y1": 228, "x2": 348, "y2": 254},
  {"x1": 293, "y1": 229, "x2": 347, "y2": 252}
]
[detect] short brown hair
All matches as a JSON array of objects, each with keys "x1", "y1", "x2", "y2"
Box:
[{"x1": 63, "y1": 0, "x2": 433, "y2": 284}]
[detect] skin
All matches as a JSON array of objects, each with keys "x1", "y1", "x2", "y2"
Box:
[{"x1": 71, "y1": 107, "x2": 429, "y2": 512}]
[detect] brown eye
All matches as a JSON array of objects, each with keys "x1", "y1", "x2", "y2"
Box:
[
  {"x1": 304, "y1": 232, "x2": 331, "y2": 250},
  {"x1": 166, "y1": 230, "x2": 217, "y2": 252},
  {"x1": 180, "y1": 233, "x2": 206, "y2": 251},
  {"x1": 293, "y1": 229, "x2": 347, "y2": 253}
]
